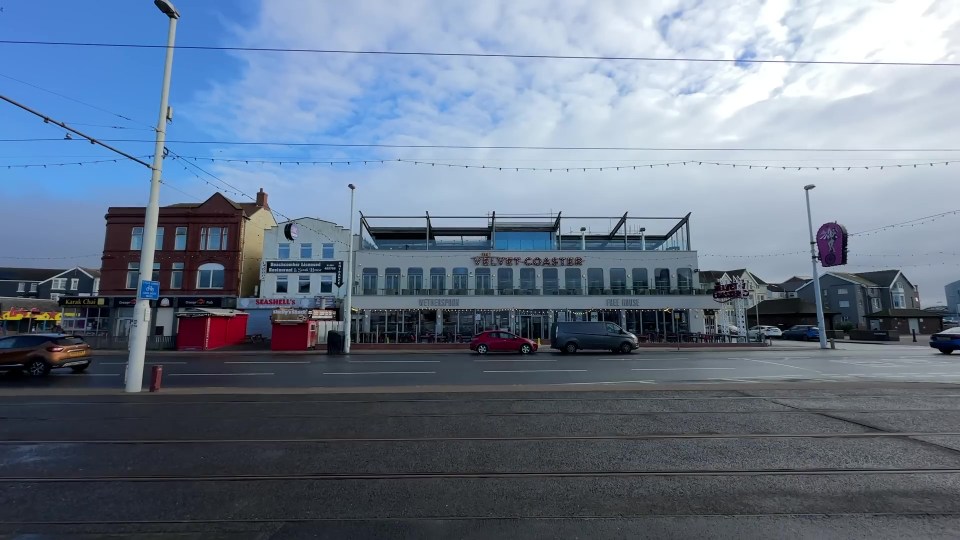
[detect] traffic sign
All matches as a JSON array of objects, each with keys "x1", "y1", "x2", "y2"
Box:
[{"x1": 138, "y1": 280, "x2": 161, "y2": 300}]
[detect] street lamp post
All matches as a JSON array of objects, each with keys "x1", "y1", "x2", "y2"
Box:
[
  {"x1": 804, "y1": 184, "x2": 829, "y2": 349},
  {"x1": 343, "y1": 184, "x2": 356, "y2": 353},
  {"x1": 125, "y1": 0, "x2": 180, "y2": 392}
]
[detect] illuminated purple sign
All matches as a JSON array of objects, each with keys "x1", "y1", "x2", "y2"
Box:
[{"x1": 817, "y1": 222, "x2": 849, "y2": 267}]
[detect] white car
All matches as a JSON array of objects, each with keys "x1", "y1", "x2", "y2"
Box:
[{"x1": 748, "y1": 325, "x2": 783, "y2": 339}]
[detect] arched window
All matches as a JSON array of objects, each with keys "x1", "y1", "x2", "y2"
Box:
[{"x1": 197, "y1": 263, "x2": 225, "y2": 289}]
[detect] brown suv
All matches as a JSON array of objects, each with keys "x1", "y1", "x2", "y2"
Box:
[{"x1": 0, "y1": 334, "x2": 93, "y2": 377}]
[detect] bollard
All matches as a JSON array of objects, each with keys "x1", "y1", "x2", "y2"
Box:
[
  {"x1": 537, "y1": 337, "x2": 541, "y2": 347},
  {"x1": 150, "y1": 365, "x2": 163, "y2": 392},
  {"x1": 829, "y1": 338, "x2": 836, "y2": 350},
  {"x1": 912, "y1": 329, "x2": 917, "y2": 343}
]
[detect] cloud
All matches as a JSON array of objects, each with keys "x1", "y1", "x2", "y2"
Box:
[{"x1": 177, "y1": 0, "x2": 960, "y2": 304}]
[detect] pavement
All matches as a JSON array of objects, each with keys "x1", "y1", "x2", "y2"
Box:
[
  {"x1": 3, "y1": 385, "x2": 960, "y2": 538},
  {"x1": 0, "y1": 339, "x2": 953, "y2": 393}
]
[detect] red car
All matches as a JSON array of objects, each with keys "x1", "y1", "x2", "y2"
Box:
[{"x1": 470, "y1": 331, "x2": 538, "y2": 355}]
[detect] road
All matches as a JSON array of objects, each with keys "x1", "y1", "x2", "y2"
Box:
[
  {"x1": 3, "y1": 385, "x2": 960, "y2": 537},
  {"x1": 0, "y1": 341, "x2": 953, "y2": 391}
]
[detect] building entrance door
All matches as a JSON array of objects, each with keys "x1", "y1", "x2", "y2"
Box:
[{"x1": 519, "y1": 314, "x2": 547, "y2": 340}]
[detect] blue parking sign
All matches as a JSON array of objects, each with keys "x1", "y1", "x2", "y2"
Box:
[{"x1": 139, "y1": 280, "x2": 160, "y2": 300}]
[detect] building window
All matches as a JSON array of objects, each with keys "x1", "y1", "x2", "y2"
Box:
[
  {"x1": 130, "y1": 227, "x2": 144, "y2": 250},
  {"x1": 587, "y1": 268, "x2": 604, "y2": 294},
  {"x1": 69, "y1": 278, "x2": 79, "y2": 291},
  {"x1": 92, "y1": 278, "x2": 100, "y2": 294},
  {"x1": 677, "y1": 268, "x2": 693, "y2": 292},
  {"x1": 519, "y1": 268, "x2": 536, "y2": 292},
  {"x1": 155, "y1": 227, "x2": 164, "y2": 250},
  {"x1": 475, "y1": 268, "x2": 491, "y2": 293},
  {"x1": 564, "y1": 268, "x2": 581, "y2": 293},
  {"x1": 632, "y1": 268, "x2": 649, "y2": 292},
  {"x1": 152, "y1": 263, "x2": 160, "y2": 282},
  {"x1": 430, "y1": 268, "x2": 446, "y2": 292},
  {"x1": 871, "y1": 297, "x2": 881, "y2": 311},
  {"x1": 298, "y1": 275, "x2": 311, "y2": 294},
  {"x1": 654, "y1": 268, "x2": 671, "y2": 293},
  {"x1": 837, "y1": 288, "x2": 848, "y2": 295},
  {"x1": 174, "y1": 227, "x2": 187, "y2": 250},
  {"x1": 609, "y1": 268, "x2": 627, "y2": 294},
  {"x1": 200, "y1": 227, "x2": 228, "y2": 251},
  {"x1": 276, "y1": 275, "x2": 288, "y2": 294},
  {"x1": 892, "y1": 284, "x2": 906, "y2": 309},
  {"x1": 542, "y1": 268, "x2": 559, "y2": 295},
  {"x1": 497, "y1": 268, "x2": 513, "y2": 292},
  {"x1": 50, "y1": 293, "x2": 61, "y2": 302},
  {"x1": 170, "y1": 263, "x2": 184, "y2": 289},
  {"x1": 197, "y1": 263, "x2": 225, "y2": 289},
  {"x1": 839, "y1": 300, "x2": 850, "y2": 308},
  {"x1": 385, "y1": 268, "x2": 401, "y2": 293},
  {"x1": 29, "y1": 283, "x2": 37, "y2": 293},
  {"x1": 126, "y1": 263, "x2": 139, "y2": 289},
  {"x1": 363, "y1": 268, "x2": 378, "y2": 294},
  {"x1": 300, "y1": 243, "x2": 312, "y2": 259},
  {"x1": 321, "y1": 243, "x2": 334, "y2": 259},
  {"x1": 319, "y1": 275, "x2": 333, "y2": 294},
  {"x1": 52, "y1": 278, "x2": 68, "y2": 290},
  {"x1": 278, "y1": 243, "x2": 290, "y2": 259},
  {"x1": 452, "y1": 268, "x2": 469, "y2": 291},
  {"x1": 407, "y1": 268, "x2": 424, "y2": 292},
  {"x1": 17, "y1": 282, "x2": 25, "y2": 293}
]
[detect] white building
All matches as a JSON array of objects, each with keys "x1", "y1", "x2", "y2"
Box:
[
  {"x1": 239, "y1": 218, "x2": 352, "y2": 337},
  {"x1": 349, "y1": 211, "x2": 729, "y2": 343}
]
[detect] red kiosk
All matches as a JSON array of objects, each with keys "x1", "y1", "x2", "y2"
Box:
[
  {"x1": 270, "y1": 308, "x2": 337, "y2": 351},
  {"x1": 176, "y1": 308, "x2": 249, "y2": 351}
]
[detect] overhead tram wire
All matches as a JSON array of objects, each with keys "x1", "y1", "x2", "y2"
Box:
[{"x1": 1, "y1": 40, "x2": 958, "y2": 67}]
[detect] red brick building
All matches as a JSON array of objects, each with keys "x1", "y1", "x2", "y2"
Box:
[{"x1": 95, "y1": 190, "x2": 276, "y2": 338}]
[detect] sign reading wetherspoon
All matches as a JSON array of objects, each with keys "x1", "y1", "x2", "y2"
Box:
[{"x1": 472, "y1": 252, "x2": 583, "y2": 267}]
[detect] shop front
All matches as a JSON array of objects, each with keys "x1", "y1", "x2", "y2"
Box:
[
  {"x1": 237, "y1": 296, "x2": 338, "y2": 339},
  {"x1": 59, "y1": 297, "x2": 110, "y2": 336},
  {"x1": 270, "y1": 307, "x2": 338, "y2": 350},
  {"x1": 175, "y1": 308, "x2": 249, "y2": 351},
  {"x1": 1, "y1": 299, "x2": 61, "y2": 334}
]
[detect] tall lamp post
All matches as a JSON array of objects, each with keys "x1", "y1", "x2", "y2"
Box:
[
  {"x1": 343, "y1": 184, "x2": 357, "y2": 353},
  {"x1": 804, "y1": 184, "x2": 829, "y2": 349},
  {"x1": 125, "y1": 0, "x2": 180, "y2": 392}
]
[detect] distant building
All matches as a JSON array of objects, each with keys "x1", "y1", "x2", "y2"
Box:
[
  {"x1": 37, "y1": 267, "x2": 100, "y2": 303},
  {"x1": 0, "y1": 267, "x2": 63, "y2": 298},
  {"x1": 945, "y1": 279, "x2": 960, "y2": 317},
  {"x1": 796, "y1": 270, "x2": 920, "y2": 330}
]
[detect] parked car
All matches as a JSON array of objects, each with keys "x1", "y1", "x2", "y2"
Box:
[
  {"x1": 781, "y1": 325, "x2": 820, "y2": 341},
  {"x1": 470, "y1": 331, "x2": 538, "y2": 355},
  {"x1": 748, "y1": 325, "x2": 783, "y2": 339},
  {"x1": 929, "y1": 327, "x2": 960, "y2": 355},
  {"x1": 551, "y1": 321, "x2": 639, "y2": 353},
  {"x1": 0, "y1": 334, "x2": 93, "y2": 377}
]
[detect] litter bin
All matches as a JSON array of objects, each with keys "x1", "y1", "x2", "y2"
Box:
[{"x1": 327, "y1": 330, "x2": 344, "y2": 355}]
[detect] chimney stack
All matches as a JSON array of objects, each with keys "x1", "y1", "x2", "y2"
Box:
[{"x1": 256, "y1": 188, "x2": 268, "y2": 208}]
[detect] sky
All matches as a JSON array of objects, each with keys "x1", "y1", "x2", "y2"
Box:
[{"x1": 1, "y1": 0, "x2": 958, "y2": 305}]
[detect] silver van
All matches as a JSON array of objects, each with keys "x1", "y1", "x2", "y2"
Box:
[{"x1": 550, "y1": 321, "x2": 639, "y2": 353}]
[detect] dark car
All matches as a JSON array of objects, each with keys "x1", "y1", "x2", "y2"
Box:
[
  {"x1": 781, "y1": 325, "x2": 820, "y2": 341},
  {"x1": 930, "y1": 327, "x2": 960, "y2": 354},
  {"x1": 470, "y1": 331, "x2": 538, "y2": 355},
  {"x1": 0, "y1": 334, "x2": 93, "y2": 377}
]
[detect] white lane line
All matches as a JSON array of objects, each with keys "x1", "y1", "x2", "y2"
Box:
[
  {"x1": 597, "y1": 357, "x2": 689, "y2": 361},
  {"x1": 560, "y1": 380, "x2": 656, "y2": 385},
  {"x1": 167, "y1": 372, "x2": 274, "y2": 376},
  {"x1": 747, "y1": 358, "x2": 822, "y2": 373},
  {"x1": 630, "y1": 367, "x2": 735, "y2": 371},
  {"x1": 100, "y1": 361, "x2": 188, "y2": 365},
  {"x1": 224, "y1": 361, "x2": 309, "y2": 364},
  {"x1": 347, "y1": 360, "x2": 441, "y2": 363},
  {"x1": 483, "y1": 369, "x2": 588, "y2": 373},
  {"x1": 474, "y1": 359, "x2": 557, "y2": 363},
  {"x1": 84, "y1": 373, "x2": 121, "y2": 377},
  {"x1": 323, "y1": 371, "x2": 436, "y2": 375}
]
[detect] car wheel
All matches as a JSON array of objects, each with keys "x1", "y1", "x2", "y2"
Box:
[
  {"x1": 520, "y1": 344, "x2": 532, "y2": 355},
  {"x1": 564, "y1": 342, "x2": 578, "y2": 354},
  {"x1": 476, "y1": 344, "x2": 488, "y2": 355},
  {"x1": 940, "y1": 349, "x2": 954, "y2": 355},
  {"x1": 26, "y1": 358, "x2": 50, "y2": 377},
  {"x1": 619, "y1": 342, "x2": 633, "y2": 354},
  {"x1": 70, "y1": 363, "x2": 90, "y2": 373}
]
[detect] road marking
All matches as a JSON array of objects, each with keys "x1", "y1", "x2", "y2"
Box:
[
  {"x1": 84, "y1": 374, "x2": 121, "y2": 377},
  {"x1": 224, "y1": 361, "x2": 309, "y2": 364},
  {"x1": 560, "y1": 380, "x2": 656, "y2": 385},
  {"x1": 483, "y1": 369, "x2": 588, "y2": 373},
  {"x1": 347, "y1": 360, "x2": 441, "y2": 363},
  {"x1": 597, "y1": 357, "x2": 688, "y2": 361},
  {"x1": 474, "y1": 359, "x2": 557, "y2": 363},
  {"x1": 747, "y1": 358, "x2": 822, "y2": 373},
  {"x1": 100, "y1": 361, "x2": 188, "y2": 365},
  {"x1": 630, "y1": 367, "x2": 735, "y2": 371},
  {"x1": 166, "y1": 372, "x2": 274, "y2": 376},
  {"x1": 323, "y1": 371, "x2": 436, "y2": 375}
]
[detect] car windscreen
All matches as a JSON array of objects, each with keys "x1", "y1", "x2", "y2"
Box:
[{"x1": 55, "y1": 337, "x2": 86, "y2": 345}]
